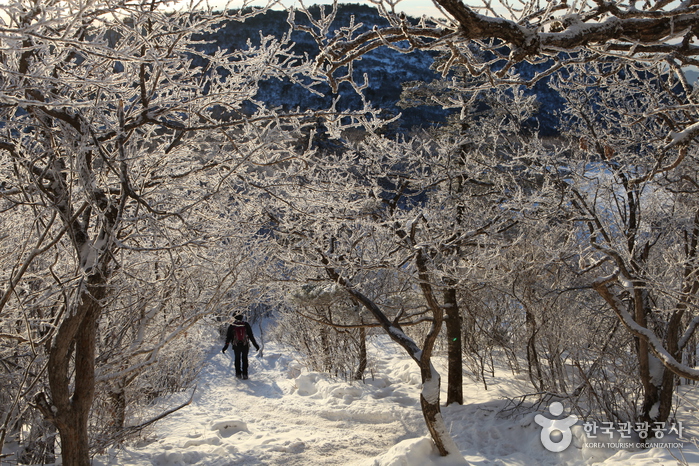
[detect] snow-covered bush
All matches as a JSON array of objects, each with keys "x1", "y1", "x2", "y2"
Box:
[{"x1": 273, "y1": 284, "x2": 369, "y2": 381}]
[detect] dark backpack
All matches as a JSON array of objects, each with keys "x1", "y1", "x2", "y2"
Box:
[{"x1": 231, "y1": 322, "x2": 248, "y2": 346}]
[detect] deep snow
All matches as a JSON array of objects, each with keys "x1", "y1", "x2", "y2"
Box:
[{"x1": 94, "y1": 334, "x2": 699, "y2": 465}]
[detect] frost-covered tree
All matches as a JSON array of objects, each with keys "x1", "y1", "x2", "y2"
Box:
[
  {"x1": 541, "y1": 62, "x2": 699, "y2": 423},
  {"x1": 259, "y1": 86, "x2": 541, "y2": 455},
  {"x1": 258, "y1": 139, "x2": 457, "y2": 456},
  {"x1": 0, "y1": 0, "x2": 329, "y2": 463},
  {"x1": 295, "y1": 0, "x2": 699, "y2": 425},
  {"x1": 434, "y1": 61, "x2": 699, "y2": 424}
]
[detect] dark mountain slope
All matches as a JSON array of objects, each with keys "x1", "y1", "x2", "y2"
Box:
[{"x1": 198, "y1": 4, "x2": 564, "y2": 134}]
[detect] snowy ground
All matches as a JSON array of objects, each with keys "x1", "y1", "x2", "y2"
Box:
[{"x1": 94, "y1": 335, "x2": 699, "y2": 466}]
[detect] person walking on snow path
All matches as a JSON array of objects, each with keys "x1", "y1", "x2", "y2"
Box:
[{"x1": 222, "y1": 314, "x2": 260, "y2": 379}]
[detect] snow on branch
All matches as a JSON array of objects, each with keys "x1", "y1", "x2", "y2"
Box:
[
  {"x1": 593, "y1": 277, "x2": 699, "y2": 381},
  {"x1": 307, "y1": 0, "x2": 699, "y2": 91},
  {"x1": 667, "y1": 121, "x2": 699, "y2": 150}
]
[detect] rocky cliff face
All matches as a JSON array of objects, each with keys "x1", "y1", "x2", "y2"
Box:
[{"x1": 197, "y1": 4, "x2": 565, "y2": 135}]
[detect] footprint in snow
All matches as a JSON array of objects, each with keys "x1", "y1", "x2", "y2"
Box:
[
  {"x1": 268, "y1": 440, "x2": 306, "y2": 453},
  {"x1": 210, "y1": 419, "x2": 248, "y2": 438}
]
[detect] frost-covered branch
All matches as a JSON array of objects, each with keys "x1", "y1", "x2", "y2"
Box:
[{"x1": 593, "y1": 276, "x2": 699, "y2": 381}]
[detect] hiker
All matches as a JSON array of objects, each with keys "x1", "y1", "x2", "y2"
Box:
[{"x1": 222, "y1": 314, "x2": 260, "y2": 379}]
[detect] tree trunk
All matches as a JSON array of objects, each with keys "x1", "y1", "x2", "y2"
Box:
[
  {"x1": 524, "y1": 304, "x2": 544, "y2": 391},
  {"x1": 325, "y1": 260, "x2": 464, "y2": 461},
  {"x1": 419, "y1": 363, "x2": 462, "y2": 458},
  {"x1": 319, "y1": 326, "x2": 332, "y2": 374},
  {"x1": 420, "y1": 395, "x2": 448, "y2": 455},
  {"x1": 654, "y1": 309, "x2": 684, "y2": 423},
  {"x1": 414, "y1": 248, "x2": 462, "y2": 458},
  {"x1": 354, "y1": 326, "x2": 367, "y2": 381},
  {"x1": 443, "y1": 288, "x2": 463, "y2": 405},
  {"x1": 57, "y1": 414, "x2": 92, "y2": 466},
  {"x1": 593, "y1": 280, "x2": 681, "y2": 424},
  {"x1": 108, "y1": 378, "x2": 128, "y2": 431},
  {"x1": 630, "y1": 287, "x2": 676, "y2": 424},
  {"x1": 551, "y1": 348, "x2": 567, "y2": 393},
  {"x1": 41, "y1": 277, "x2": 106, "y2": 466}
]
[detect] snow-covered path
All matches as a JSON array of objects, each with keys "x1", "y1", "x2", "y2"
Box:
[
  {"x1": 183, "y1": 350, "x2": 420, "y2": 465},
  {"x1": 97, "y1": 335, "x2": 699, "y2": 466},
  {"x1": 103, "y1": 339, "x2": 431, "y2": 466}
]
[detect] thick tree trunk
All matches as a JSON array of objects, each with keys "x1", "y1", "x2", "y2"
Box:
[
  {"x1": 58, "y1": 413, "x2": 92, "y2": 466},
  {"x1": 632, "y1": 287, "x2": 677, "y2": 424},
  {"x1": 420, "y1": 394, "x2": 449, "y2": 455},
  {"x1": 419, "y1": 363, "x2": 463, "y2": 459},
  {"x1": 653, "y1": 309, "x2": 684, "y2": 423},
  {"x1": 443, "y1": 288, "x2": 463, "y2": 405},
  {"x1": 41, "y1": 277, "x2": 105, "y2": 466}
]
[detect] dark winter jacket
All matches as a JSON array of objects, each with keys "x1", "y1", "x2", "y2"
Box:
[{"x1": 224, "y1": 321, "x2": 259, "y2": 350}]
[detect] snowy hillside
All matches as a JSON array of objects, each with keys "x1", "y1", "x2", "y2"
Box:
[{"x1": 94, "y1": 331, "x2": 699, "y2": 466}]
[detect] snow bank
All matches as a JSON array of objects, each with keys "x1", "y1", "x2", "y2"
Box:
[{"x1": 362, "y1": 436, "x2": 467, "y2": 466}]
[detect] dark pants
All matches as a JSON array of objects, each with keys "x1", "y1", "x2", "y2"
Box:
[{"x1": 232, "y1": 344, "x2": 249, "y2": 378}]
